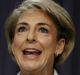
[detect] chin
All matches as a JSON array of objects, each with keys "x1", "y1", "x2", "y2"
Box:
[{"x1": 19, "y1": 61, "x2": 43, "y2": 72}]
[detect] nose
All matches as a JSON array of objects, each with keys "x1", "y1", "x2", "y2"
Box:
[{"x1": 26, "y1": 30, "x2": 36, "y2": 43}]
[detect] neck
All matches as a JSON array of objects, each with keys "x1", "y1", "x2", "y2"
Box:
[
  {"x1": 20, "y1": 69, "x2": 54, "y2": 75},
  {"x1": 20, "y1": 65, "x2": 54, "y2": 75}
]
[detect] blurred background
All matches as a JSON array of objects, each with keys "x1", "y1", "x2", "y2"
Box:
[{"x1": 0, "y1": 0, "x2": 80, "y2": 75}]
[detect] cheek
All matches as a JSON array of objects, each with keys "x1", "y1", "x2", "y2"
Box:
[
  {"x1": 12, "y1": 35, "x2": 26, "y2": 50},
  {"x1": 38, "y1": 36, "x2": 57, "y2": 66},
  {"x1": 37, "y1": 35, "x2": 57, "y2": 52}
]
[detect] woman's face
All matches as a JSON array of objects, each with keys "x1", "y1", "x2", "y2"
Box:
[{"x1": 11, "y1": 9, "x2": 65, "y2": 72}]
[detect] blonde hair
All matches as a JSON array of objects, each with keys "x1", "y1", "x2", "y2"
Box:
[{"x1": 5, "y1": 0, "x2": 76, "y2": 65}]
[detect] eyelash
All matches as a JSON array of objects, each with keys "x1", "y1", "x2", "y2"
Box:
[
  {"x1": 17, "y1": 26, "x2": 27, "y2": 32},
  {"x1": 16, "y1": 26, "x2": 49, "y2": 33},
  {"x1": 38, "y1": 27, "x2": 49, "y2": 33}
]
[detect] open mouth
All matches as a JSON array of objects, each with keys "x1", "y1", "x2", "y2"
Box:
[{"x1": 23, "y1": 48, "x2": 42, "y2": 56}]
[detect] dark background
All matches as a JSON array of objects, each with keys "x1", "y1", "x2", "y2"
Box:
[{"x1": 0, "y1": 0, "x2": 80, "y2": 75}]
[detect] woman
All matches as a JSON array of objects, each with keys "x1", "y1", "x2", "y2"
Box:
[{"x1": 5, "y1": 0, "x2": 76, "y2": 75}]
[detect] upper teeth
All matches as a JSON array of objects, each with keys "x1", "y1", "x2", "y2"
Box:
[{"x1": 23, "y1": 48, "x2": 42, "y2": 55}]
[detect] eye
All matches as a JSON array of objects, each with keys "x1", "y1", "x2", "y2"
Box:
[
  {"x1": 17, "y1": 26, "x2": 27, "y2": 32},
  {"x1": 38, "y1": 27, "x2": 49, "y2": 33}
]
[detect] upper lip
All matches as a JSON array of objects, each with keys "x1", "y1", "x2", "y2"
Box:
[{"x1": 22, "y1": 48, "x2": 42, "y2": 52}]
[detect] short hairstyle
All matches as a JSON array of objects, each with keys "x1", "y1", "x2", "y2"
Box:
[{"x1": 5, "y1": 0, "x2": 76, "y2": 65}]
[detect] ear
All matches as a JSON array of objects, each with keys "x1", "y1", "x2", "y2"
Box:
[{"x1": 55, "y1": 39, "x2": 65, "y2": 56}]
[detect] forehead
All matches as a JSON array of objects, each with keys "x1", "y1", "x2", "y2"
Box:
[
  {"x1": 19, "y1": 9, "x2": 50, "y2": 20},
  {"x1": 17, "y1": 9, "x2": 56, "y2": 27}
]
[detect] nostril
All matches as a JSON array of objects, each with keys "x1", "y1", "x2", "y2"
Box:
[{"x1": 26, "y1": 38, "x2": 36, "y2": 43}]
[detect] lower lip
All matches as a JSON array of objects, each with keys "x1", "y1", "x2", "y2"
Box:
[{"x1": 24, "y1": 55, "x2": 39, "y2": 59}]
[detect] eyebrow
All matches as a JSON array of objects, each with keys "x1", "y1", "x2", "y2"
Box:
[
  {"x1": 37, "y1": 23, "x2": 50, "y2": 26},
  {"x1": 17, "y1": 22, "x2": 50, "y2": 26},
  {"x1": 17, "y1": 22, "x2": 28, "y2": 26}
]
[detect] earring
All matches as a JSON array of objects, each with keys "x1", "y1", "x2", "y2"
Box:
[
  {"x1": 55, "y1": 52, "x2": 59, "y2": 57},
  {"x1": 56, "y1": 53, "x2": 59, "y2": 57}
]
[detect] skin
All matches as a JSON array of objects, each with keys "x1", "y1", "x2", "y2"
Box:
[{"x1": 11, "y1": 9, "x2": 65, "y2": 75}]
